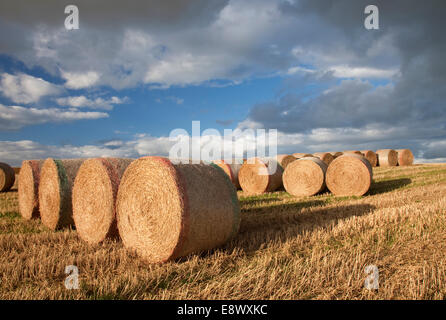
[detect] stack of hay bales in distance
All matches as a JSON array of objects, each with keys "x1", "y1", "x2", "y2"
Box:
[
  {"x1": 329, "y1": 152, "x2": 344, "y2": 158},
  {"x1": 72, "y1": 158, "x2": 134, "y2": 244},
  {"x1": 116, "y1": 156, "x2": 240, "y2": 263},
  {"x1": 18, "y1": 160, "x2": 45, "y2": 219},
  {"x1": 238, "y1": 158, "x2": 283, "y2": 195},
  {"x1": 292, "y1": 153, "x2": 313, "y2": 159},
  {"x1": 360, "y1": 150, "x2": 378, "y2": 167},
  {"x1": 396, "y1": 149, "x2": 414, "y2": 166},
  {"x1": 0, "y1": 162, "x2": 15, "y2": 192},
  {"x1": 283, "y1": 157, "x2": 328, "y2": 196},
  {"x1": 276, "y1": 154, "x2": 297, "y2": 170},
  {"x1": 212, "y1": 159, "x2": 243, "y2": 189},
  {"x1": 326, "y1": 154, "x2": 373, "y2": 196},
  {"x1": 343, "y1": 150, "x2": 363, "y2": 155},
  {"x1": 313, "y1": 152, "x2": 335, "y2": 165},
  {"x1": 39, "y1": 159, "x2": 85, "y2": 230},
  {"x1": 376, "y1": 149, "x2": 398, "y2": 167}
]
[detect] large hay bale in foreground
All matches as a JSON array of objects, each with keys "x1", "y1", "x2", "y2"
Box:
[
  {"x1": 292, "y1": 153, "x2": 313, "y2": 159},
  {"x1": 276, "y1": 154, "x2": 297, "y2": 170},
  {"x1": 39, "y1": 158, "x2": 85, "y2": 230},
  {"x1": 18, "y1": 160, "x2": 45, "y2": 219},
  {"x1": 116, "y1": 156, "x2": 240, "y2": 263},
  {"x1": 360, "y1": 150, "x2": 378, "y2": 167},
  {"x1": 212, "y1": 160, "x2": 243, "y2": 189},
  {"x1": 0, "y1": 162, "x2": 15, "y2": 192},
  {"x1": 239, "y1": 158, "x2": 284, "y2": 195},
  {"x1": 73, "y1": 158, "x2": 134, "y2": 244},
  {"x1": 283, "y1": 157, "x2": 328, "y2": 196},
  {"x1": 396, "y1": 149, "x2": 414, "y2": 166},
  {"x1": 313, "y1": 152, "x2": 335, "y2": 166},
  {"x1": 326, "y1": 154, "x2": 373, "y2": 196},
  {"x1": 376, "y1": 149, "x2": 398, "y2": 167}
]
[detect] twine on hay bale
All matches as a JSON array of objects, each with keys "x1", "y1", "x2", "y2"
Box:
[
  {"x1": 326, "y1": 154, "x2": 373, "y2": 196},
  {"x1": 329, "y1": 152, "x2": 344, "y2": 158},
  {"x1": 376, "y1": 149, "x2": 398, "y2": 167},
  {"x1": 283, "y1": 157, "x2": 328, "y2": 197},
  {"x1": 238, "y1": 157, "x2": 284, "y2": 195},
  {"x1": 396, "y1": 149, "x2": 414, "y2": 166},
  {"x1": 72, "y1": 158, "x2": 134, "y2": 244},
  {"x1": 18, "y1": 160, "x2": 45, "y2": 219},
  {"x1": 116, "y1": 156, "x2": 240, "y2": 263},
  {"x1": 276, "y1": 154, "x2": 297, "y2": 170},
  {"x1": 0, "y1": 162, "x2": 15, "y2": 192},
  {"x1": 39, "y1": 158, "x2": 85, "y2": 230},
  {"x1": 292, "y1": 153, "x2": 313, "y2": 159},
  {"x1": 360, "y1": 150, "x2": 378, "y2": 167},
  {"x1": 313, "y1": 152, "x2": 335, "y2": 166},
  {"x1": 212, "y1": 160, "x2": 242, "y2": 189}
]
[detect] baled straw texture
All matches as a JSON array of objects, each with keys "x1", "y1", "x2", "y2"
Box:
[
  {"x1": 238, "y1": 158, "x2": 284, "y2": 195},
  {"x1": 283, "y1": 157, "x2": 328, "y2": 197},
  {"x1": 0, "y1": 162, "x2": 15, "y2": 192},
  {"x1": 343, "y1": 150, "x2": 363, "y2": 155},
  {"x1": 292, "y1": 153, "x2": 313, "y2": 159},
  {"x1": 396, "y1": 149, "x2": 414, "y2": 166},
  {"x1": 13, "y1": 167, "x2": 21, "y2": 174},
  {"x1": 329, "y1": 152, "x2": 344, "y2": 158},
  {"x1": 276, "y1": 154, "x2": 297, "y2": 170},
  {"x1": 18, "y1": 160, "x2": 45, "y2": 219},
  {"x1": 313, "y1": 152, "x2": 334, "y2": 165},
  {"x1": 360, "y1": 150, "x2": 378, "y2": 167},
  {"x1": 326, "y1": 154, "x2": 373, "y2": 196},
  {"x1": 39, "y1": 158, "x2": 85, "y2": 230},
  {"x1": 212, "y1": 160, "x2": 243, "y2": 189},
  {"x1": 116, "y1": 156, "x2": 240, "y2": 263},
  {"x1": 376, "y1": 149, "x2": 398, "y2": 167},
  {"x1": 73, "y1": 158, "x2": 134, "y2": 244}
]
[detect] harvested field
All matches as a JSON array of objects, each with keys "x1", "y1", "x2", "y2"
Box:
[{"x1": 0, "y1": 164, "x2": 446, "y2": 299}]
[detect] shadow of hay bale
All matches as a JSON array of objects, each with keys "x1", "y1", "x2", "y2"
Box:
[{"x1": 369, "y1": 178, "x2": 412, "y2": 195}]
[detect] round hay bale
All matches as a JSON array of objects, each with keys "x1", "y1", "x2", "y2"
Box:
[
  {"x1": 376, "y1": 149, "x2": 398, "y2": 167},
  {"x1": 326, "y1": 154, "x2": 373, "y2": 196},
  {"x1": 72, "y1": 158, "x2": 134, "y2": 244},
  {"x1": 343, "y1": 150, "x2": 363, "y2": 155},
  {"x1": 292, "y1": 153, "x2": 313, "y2": 159},
  {"x1": 276, "y1": 154, "x2": 297, "y2": 170},
  {"x1": 396, "y1": 149, "x2": 414, "y2": 166},
  {"x1": 312, "y1": 152, "x2": 335, "y2": 166},
  {"x1": 212, "y1": 160, "x2": 242, "y2": 189},
  {"x1": 238, "y1": 158, "x2": 284, "y2": 195},
  {"x1": 0, "y1": 162, "x2": 15, "y2": 192},
  {"x1": 329, "y1": 152, "x2": 344, "y2": 158},
  {"x1": 39, "y1": 158, "x2": 85, "y2": 230},
  {"x1": 283, "y1": 157, "x2": 328, "y2": 196},
  {"x1": 13, "y1": 167, "x2": 21, "y2": 174},
  {"x1": 18, "y1": 160, "x2": 45, "y2": 219},
  {"x1": 360, "y1": 150, "x2": 378, "y2": 167},
  {"x1": 116, "y1": 156, "x2": 240, "y2": 263}
]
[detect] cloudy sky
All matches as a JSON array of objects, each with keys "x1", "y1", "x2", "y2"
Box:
[{"x1": 1, "y1": 0, "x2": 445, "y2": 166}]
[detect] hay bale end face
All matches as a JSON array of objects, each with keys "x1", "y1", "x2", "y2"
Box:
[
  {"x1": 18, "y1": 160, "x2": 45, "y2": 219},
  {"x1": 313, "y1": 152, "x2": 335, "y2": 166},
  {"x1": 292, "y1": 153, "x2": 313, "y2": 159},
  {"x1": 239, "y1": 158, "x2": 283, "y2": 195},
  {"x1": 360, "y1": 150, "x2": 378, "y2": 167},
  {"x1": 396, "y1": 149, "x2": 414, "y2": 166},
  {"x1": 116, "y1": 156, "x2": 240, "y2": 263},
  {"x1": 212, "y1": 160, "x2": 242, "y2": 189},
  {"x1": 326, "y1": 154, "x2": 373, "y2": 196},
  {"x1": 73, "y1": 158, "x2": 134, "y2": 244},
  {"x1": 376, "y1": 149, "x2": 398, "y2": 167},
  {"x1": 276, "y1": 154, "x2": 297, "y2": 170},
  {"x1": 283, "y1": 157, "x2": 328, "y2": 196},
  {"x1": 39, "y1": 158, "x2": 85, "y2": 230},
  {"x1": 0, "y1": 162, "x2": 15, "y2": 192}
]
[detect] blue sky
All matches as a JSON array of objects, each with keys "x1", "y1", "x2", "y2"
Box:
[{"x1": 1, "y1": 0, "x2": 445, "y2": 166}]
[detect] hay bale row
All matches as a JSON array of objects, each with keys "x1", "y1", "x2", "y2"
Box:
[
  {"x1": 18, "y1": 160, "x2": 45, "y2": 219},
  {"x1": 72, "y1": 158, "x2": 133, "y2": 244},
  {"x1": 283, "y1": 157, "x2": 327, "y2": 196},
  {"x1": 39, "y1": 159, "x2": 85, "y2": 230},
  {"x1": 0, "y1": 162, "x2": 15, "y2": 192},
  {"x1": 292, "y1": 153, "x2": 313, "y2": 159},
  {"x1": 116, "y1": 156, "x2": 240, "y2": 263},
  {"x1": 276, "y1": 154, "x2": 297, "y2": 170},
  {"x1": 360, "y1": 150, "x2": 378, "y2": 167},
  {"x1": 376, "y1": 149, "x2": 398, "y2": 167},
  {"x1": 238, "y1": 158, "x2": 283, "y2": 195},
  {"x1": 212, "y1": 160, "x2": 243, "y2": 189},
  {"x1": 312, "y1": 152, "x2": 334, "y2": 166},
  {"x1": 397, "y1": 149, "x2": 414, "y2": 166}
]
